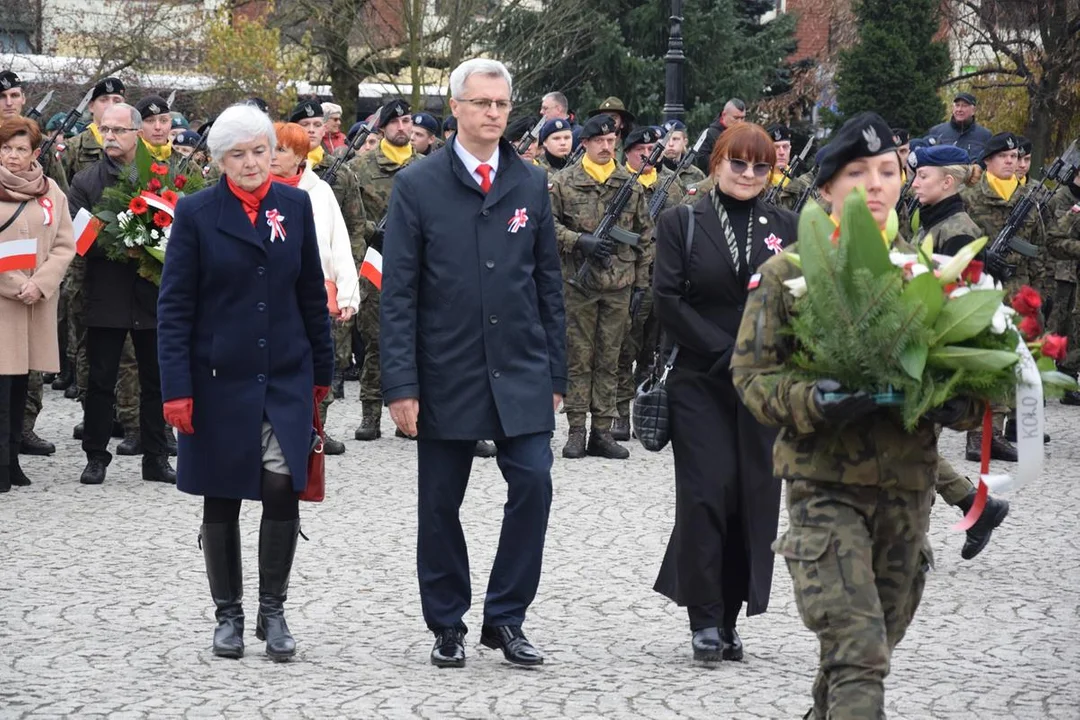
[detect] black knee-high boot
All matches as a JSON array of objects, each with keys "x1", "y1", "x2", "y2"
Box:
[
  {"x1": 255, "y1": 517, "x2": 300, "y2": 661},
  {"x1": 200, "y1": 522, "x2": 245, "y2": 658}
]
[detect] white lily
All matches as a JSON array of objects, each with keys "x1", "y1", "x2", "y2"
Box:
[
  {"x1": 909, "y1": 263, "x2": 930, "y2": 277},
  {"x1": 784, "y1": 276, "x2": 808, "y2": 298},
  {"x1": 889, "y1": 252, "x2": 919, "y2": 268},
  {"x1": 936, "y1": 236, "x2": 989, "y2": 285},
  {"x1": 990, "y1": 304, "x2": 1016, "y2": 335},
  {"x1": 948, "y1": 286, "x2": 971, "y2": 299}
]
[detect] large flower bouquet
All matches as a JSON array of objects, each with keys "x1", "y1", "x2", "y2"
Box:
[
  {"x1": 91, "y1": 141, "x2": 204, "y2": 285},
  {"x1": 780, "y1": 191, "x2": 1076, "y2": 430}
]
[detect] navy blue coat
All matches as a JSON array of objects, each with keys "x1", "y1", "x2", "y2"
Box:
[
  {"x1": 157, "y1": 181, "x2": 334, "y2": 500},
  {"x1": 380, "y1": 137, "x2": 567, "y2": 440}
]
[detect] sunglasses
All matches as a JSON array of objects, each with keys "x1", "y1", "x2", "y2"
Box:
[{"x1": 727, "y1": 158, "x2": 773, "y2": 178}]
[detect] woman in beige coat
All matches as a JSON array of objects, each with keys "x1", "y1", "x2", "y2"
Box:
[{"x1": 0, "y1": 117, "x2": 75, "y2": 492}]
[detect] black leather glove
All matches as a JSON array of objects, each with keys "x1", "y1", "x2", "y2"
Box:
[
  {"x1": 985, "y1": 252, "x2": 1015, "y2": 282},
  {"x1": 629, "y1": 288, "x2": 646, "y2": 318},
  {"x1": 925, "y1": 397, "x2": 971, "y2": 427},
  {"x1": 576, "y1": 233, "x2": 612, "y2": 260},
  {"x1": 368, "y1": 228, "x2": 385, "y2": 254},
  {"x1": 813, "y1": 379, "x2": 877, "y2": 425}
]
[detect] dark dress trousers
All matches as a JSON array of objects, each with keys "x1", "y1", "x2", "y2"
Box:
[
  {"x1": 157, "y1": 181, "x2": 334, "y2": 499},
  {"x1": 652, "y1": 194, "x2": 797, "y2": 622},
  {"x1": 380, "y1": 137, "x2": 567, "y2": 631}
]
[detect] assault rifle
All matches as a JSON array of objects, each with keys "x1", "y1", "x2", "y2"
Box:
[
  {"x1": 25, "y1": 90, "x2": 54, "y2": 121},
  {"x1": 320, "y1": 108, "x2": 382, "y2": 187},
  {"x1": 177, "y1": 124, "x2": 210, "y2": 176},
  {"x1": 764, "y1": 136, "x2": 813, "y2": 206},
  {"x1": 648, "y1": 129, "x2": 709, "y2": 219},
  {"x1": 792, "y1": 169, "x2": 819, "y2": 213},
  {"x1": 515, "y1": 117, "x2": 545, "y2": 156},
  {"x1": 39, "y1": 88, "x2": 93, "y2": 174},
  {"x1": 895, "y1": 154, "x2": 918, "y2": 214},
  {"x1": 572, "y1": 139, "x2": 667, "y2": 288},
  {"x1": 566, "y1": 144, "x2": 585, "y2": 166},
  {"x1": 986, "y1": 140, "x2": 1080, "y2": 281}
]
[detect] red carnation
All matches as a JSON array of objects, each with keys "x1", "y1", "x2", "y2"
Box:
[
  {"x1": 1011, "y1": 286, "x2": 1042, "y2": 317},
  {"x1": 1018, "y1": 315, "x2": 1042, "y2": 341},
  {"x1": 150, "y1": 162, "x2": 169, "y2": 176},
  {"x1": 153, "y1": 210, "x2": 173, "y2": 228},
  {"x1": 147, "y1": 178, "x2": 162, "y2": 192},
  {"x1": 174, "y1": 175, "x2": 188, "y2": 190},
  {"x1": 961, "y1": 259, "x2": 983, "y2": 285},
  {"x1": 160, "y1": 189, "x2": 179, "y2": 205},
  {"x1": 1041, "y1": 334, "x2": 1068, "y2": 362},
  {"x1": 129, "y1": 196, "x2": 149, "y2": 215}
]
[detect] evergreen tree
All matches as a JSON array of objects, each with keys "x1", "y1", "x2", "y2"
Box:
[{"x1": 834, "y1": 0, "x2": 951, "y2": 135}]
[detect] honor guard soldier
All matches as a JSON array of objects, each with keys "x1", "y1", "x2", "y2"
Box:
[
  {"x1": 0, "y1": 69, "x2": 26, "y2": 121},
  {"x1": 1046, "y1": 174, "x2": 1080, "y2": 406},
  {"x1": 764, "y1": 124, "x2": 812, "y2": 212},
  {"x1": 533, "y1": 118, "x2": 573, "y2": 175},
  {"x1": 135, "y1": 95, "x2": 177, "y2": 165},
  {"x1": 659, "y1": 120, "x2": 706, "y2": 187},
  {"x1": 549, "y1": 114, "x2": 653, "y2": 459},
  {"x1": 411, "y1": 112, "x2": 443, "y2": 156},
  {"x1": 442, "y1": 116, "x2": 457, "y2": 141}
]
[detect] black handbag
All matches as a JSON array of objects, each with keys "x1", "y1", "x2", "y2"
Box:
[{"x1": 632, "y1": 205, "x2": 694, "y2": 452}]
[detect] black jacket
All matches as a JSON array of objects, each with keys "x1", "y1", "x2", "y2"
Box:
[
  {"x1": 653, "y1": 194, "x2": 798, "y2": 371},
  {"x1": 68, "y1": 156, "x2": 159, "y2": 330}
]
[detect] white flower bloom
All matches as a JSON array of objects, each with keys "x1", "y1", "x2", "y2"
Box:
[
  {"x1": 784, "y1": 276, "x2": 808, "y2": 298},
  {"x1": 949, "y1": 286, "x2": 971, "y2": 299},
  {"x1": 163, "y1": 225, "x2": 171, "y2": 240},
  {"x1": 123, "y1": 237, "x2": 134, "y2": 248},
  {"x1": 889, "y1": 252, "x2": 919, "y2": 268},
  {"x1": 150, "y1": 229, "x2": 160, "y2": 241},
  {"x1": 990, "y1": 304, "x2": 1016, "y2": 335},
  {"x1": 909, "y1": 263, "x2": 930, "y2": 277}
]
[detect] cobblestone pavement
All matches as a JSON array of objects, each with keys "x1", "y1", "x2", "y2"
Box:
[{"x1": 2, "y1": 384, "x2": 1079, "y2": 720}]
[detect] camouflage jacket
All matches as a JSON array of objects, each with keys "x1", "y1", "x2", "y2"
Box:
[
  {"x1": 549, "y1": 161, "x2": 654, "y2": 291},
  {"x1": 347, "y1": 145, "x2": 417, "y2": 245},
  {"x1": 1043, "y1": 184, "x2": 1080, "y2": 282},
  {"x1": 642, "y1": 168, "x2": 684, "y2": 213},
  {"x1": 674, "y1": 160, "x2": 706, "y2": 188},
  {"x1": 768, "y1": 172, "x2": 813, "y2": 213},
  {"x1": 962, "y1": 175, "x2": 1046, "y2": 291},
  {"x1": 314, "y1": 153, "x2": 366, "y2": 264},
  {"x1": 731, "y1": 240, "x2": 980, "y2": 491},
  {"x1": 912, "y1": 195, "x2": 982, "y2": 256},
  {"x1": 680, "y1": 176, "x2": 713, "y2": 204},
  {"x1": 534, "y1": 153, "x2": 570, "y2": 176},
  {"x1": 62, "y1": 128, "x2": 104, "y2": 184}
]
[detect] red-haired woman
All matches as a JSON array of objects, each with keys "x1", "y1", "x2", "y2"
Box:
[{"x1": 652, "y1": 122, "x2": 797, "y2": 662}]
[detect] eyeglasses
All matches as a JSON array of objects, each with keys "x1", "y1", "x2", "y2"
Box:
[
  {"x1": 99, "y1": 126, "x2": 136, "y2": 136},
  {"x1": 458, "y1": 98, "x2": 513, "y2": 113},
  {"x1": 727, "y1": 158, "x2": 773, "y2": 178},
  {"x1": 0, "y1": 145, "x2": 32, "y2": 157}
]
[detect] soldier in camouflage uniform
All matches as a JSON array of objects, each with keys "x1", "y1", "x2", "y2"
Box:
[
  {"x1": 1047, "y1": 183, "x2": 1080, "y2": 405},
  {"x1": 410, "y1": 112, "x2": 443, "y2": 157},
  {"x1": 732, "y1": 114, "x2": 982, "y2": 719},
  {"x1": 658, "y1": 120, "x2": 707, "y2": 188},
  {"x1": 533, "y1": 118, "x2": 574, "y2": 176},
  {"x1": 550, "y1": 114, "x2": 653, "y2": 459}
]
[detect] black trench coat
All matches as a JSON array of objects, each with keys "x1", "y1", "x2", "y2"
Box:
[{"x1": 652, "y1": 194, "x2": 797, "y2": 616}]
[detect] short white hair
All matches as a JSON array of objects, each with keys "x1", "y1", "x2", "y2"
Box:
[
  {"x1": 449, "y1": 59, "x2": 512, "y2": 99},
  {"x1": 207, "y1": 104, "x2": 276, "y2": 163},
  {"x1": 103, "y1": 103, "x2": 142, "y2": 130}
]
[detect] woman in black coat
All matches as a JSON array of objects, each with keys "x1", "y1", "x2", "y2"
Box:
[{"x1": 652, "y1": 122, "x2": 798, "y2": 662}]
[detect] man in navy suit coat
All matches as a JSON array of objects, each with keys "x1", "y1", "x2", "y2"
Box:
[{"x1": 380, "y1": 58, "x2": 567, "y2": 669}]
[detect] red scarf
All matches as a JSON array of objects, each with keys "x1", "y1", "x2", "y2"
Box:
[
  {"x1": 226, "y1": 176, "x2": 272, "y2": 225},
  {"x1": 270, "y1": 170, "x2": 303, "y2": 189}
]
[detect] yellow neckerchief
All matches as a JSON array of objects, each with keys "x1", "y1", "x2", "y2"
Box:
[
  {"x1": 829, "y1": 213, "x2": 890, "y2": 245},
  {"x1": 142, "y1": 138, "x2": 172, "y2": 161},
  {"x1": 88, "y1": 123, "x2": 103, "y2": 146},
  {"x1": 986, "y1": 172, "x2": 1018, "y2": 201},
  {"x1": 1018, "y1": 175, "x2": 1028, "y2": 186},
  {"x1": 901, "y1": 169, "x2": 908, "y2": 185},
  {"x1": 307, "y1": 145, "x2": 325, "y2": 167},
  {"x1": 380, "y1": 138, "x2": 413, "y2": 166},
  {"x1": 769, "y1": 168, "x2": 790, "y2": 188},
  {"x1": 582, "y1": 155, "x2": 616, "y2": 184},
  {"x1": 628, "y1": 162, "x2": 657, "y2": 188}
]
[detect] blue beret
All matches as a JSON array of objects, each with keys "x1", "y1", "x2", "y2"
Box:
[
  {"x1": 412, "y1": 112, "x2": 439, "y2": 135},
  {"x1": 814, "y1": 112, "x2": 898, "y2": 187},
  {"x1": 172, "y1": 129, "x2": 201, "y2": 148},
  {"x1": 443, "y1": 116, "x2": 457, "y2": 132},
  {"x1": 911, "y1": 144, "x2": 970, "y2": 169},
  {"x1": 539, "y1": 118, "x2": 572, "y2": 144},
  {"x1": 662, "y1": 119, "x2": 687, "y2": 133}
]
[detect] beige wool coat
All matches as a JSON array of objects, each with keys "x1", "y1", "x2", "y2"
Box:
[{"x1": 0, "y1": 178, "x2": 75, "y2": 375}]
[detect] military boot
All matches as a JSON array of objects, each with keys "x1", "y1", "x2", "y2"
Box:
[
  {"x1": 956, "y1": 491, "x2": 1010, "y2": 560},
  {"x1": 473, "y1": 440, "x2": 497, "y2": 458},
  {"x1": 1062, "y1": 389, "x2": 1080, "y2": 406},
  {"x1": 142, "y1": 455, "x2": 177, "y2": 484},
  {"x1": 610, "y1": 416, "x2": 631, "y2": 442},
  {"x1": 354, "y1": 403, "x2": 382, "y2": 441},
  {"x1": 63, "y1": 384, "x2": 80, "y2": 399},
  {"x1": 50, "y1": 367, "x2": 74, "y2": 391},
  {"x1": 331, "y1": 370, "x2": 345, "y2": 400},
  {"x1": 116, "y1": 429, "x2": 143, "y2": 456},
  {"x1": 323, "y1": 435, "x2": 346, "y2": 455},
  {"x1": 562, "y1": 426, "x2": 587, "y2": 459},
  {"x1": 965, "y1": 429, "x2": 1017, "y2": 462},
  {"x1": 586, "y1": 429, "x2": 630, "y2": 460},
  {"x1": 20, "y1": 429, "x2": 55, "y2": 456},
  {"x1": 1003, "y1": 418, "x2": 1050, "y2": 444}
]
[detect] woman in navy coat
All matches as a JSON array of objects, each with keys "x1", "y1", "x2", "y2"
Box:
[{"x1": 157, "y1": 104, "x2": 334, "y2": 662}]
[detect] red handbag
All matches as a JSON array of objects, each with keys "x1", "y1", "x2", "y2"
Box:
[{"x1": 300, "y1": 400, "x2": 325, "y2": 502}]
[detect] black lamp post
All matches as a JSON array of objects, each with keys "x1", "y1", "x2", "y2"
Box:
[{"x1": 662, "y1": 0, "x2": 686, "y2": 121}]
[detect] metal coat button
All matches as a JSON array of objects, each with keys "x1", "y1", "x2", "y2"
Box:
[
  {"x1": 257, "y1": 302, "x2": 266, "y2": 312},
  {"x1": 257, "y1": 374, "x2": 266, "y2": 383},
  {"x1": 258, "y1": 339, "x2": 267, "y2": 348},
  {"x1": 257, "y1": 266, "x2": 266, "y2": 276},
  {"x1": 481, "y1": 210, "x2": 490, "y2": 217},
  {"x1": 486, "y1": 260, "x2": 495, "y2": 269},
  {"x1": 489, "y1": 315, "x2": 498, "y2": 325},
  {"x1": 492, "y1": 369, "x2": 501, "y2": 378}
]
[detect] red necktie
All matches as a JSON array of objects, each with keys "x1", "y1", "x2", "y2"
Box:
[{"x1": 477, "y1": 163, "x2": 493, "y2": 193}]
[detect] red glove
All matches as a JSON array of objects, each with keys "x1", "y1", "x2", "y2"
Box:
[
  {"x1": 314, "y1": 386, "x2": 331, "y2": 405},
  {"x1": 163, "y1": 397, "x2": 194, "y2": 435}
]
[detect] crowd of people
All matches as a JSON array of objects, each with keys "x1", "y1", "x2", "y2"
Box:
[{"x1": 1, "y1": 57, "x2": 1075, "y2": 719}]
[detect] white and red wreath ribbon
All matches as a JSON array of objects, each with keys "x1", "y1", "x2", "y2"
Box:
[
  {"x1": 265, "y1": 209, "x2": 286, "y2": 243},
  {"x1": 140, "y1": 190, "x2": 175, "y2": 216}
]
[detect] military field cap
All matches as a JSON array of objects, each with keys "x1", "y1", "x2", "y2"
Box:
[
  {"x1": 540, "y1": 118, "x2": 572, "y2": 143},
  {"x1": 953, "y1": 92, "x2": 977, "y2": 106},
  {"x1": 170, "y1": 112, "x2": 189, "y2": 130},
  {"x1": 1017, "y1": 136, "x2": 1032, "y2": 157},
  {"x1": 766, "y1": 124, "x2": 791, "y2": 143},
  {"x1": 321, "y1": 102, "x2": 342, "y2": 118},
  {"x1": 910, "y1": 144, "x2": 970, "y2": 169},
  {"x1": 0, "y1": 70, "x2": 21, "y2": 91},
  {"x1": 980, "y1": 132, "x2": 1019, "y2": 163},
  {"x1": 581, "y1": 114, "x2": 617, "y2": 140},
  {"x1": 623, "y1": 125, "x2": 662, "y2": 150},
  {"x1": 442, "y1": 116, "x2": 457, "y2": 133},
  {"x1": 289, "y1": 98, "x2": 324, "y2": 123},
  {"x1": 246, "y1": 97, "x2": 269, "y2": 113},
  {"x1": 814, "y1": 111, "x2": 898, "y2": 188},
  {"x1": 136, "y1": 95, "x2": 171, "y2": 119},
  {"x1": 91, "y1": 77, "x2": 125, "y2": 101},
  {"x1": 378, "y1": 99, "x2": 411, "y2": 128},
  {"x1": 412, "y1": 112, "x2": 439, "y2": 135},
  {"x1": 173, "y1": 129, "x2": 201, "y2": 148},
  {"x1": 891, "y1": 128, "x2": 910, "y2": 146},
  {"x1": 588, "y1": 96, "x2": 635, "y2": 124},
  {"x1": 662, "y1": 119, "x2": 687, "y2": 133}
]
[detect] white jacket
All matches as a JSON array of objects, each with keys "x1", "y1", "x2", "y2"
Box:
[{"x1": 297, "y1": 164, "x2": 360, "y2": 312}]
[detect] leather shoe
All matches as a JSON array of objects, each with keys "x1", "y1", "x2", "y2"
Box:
[
  {"x1": 63, "y1": 384, "x2": 80, "y2": 399},
  {"x1": 473, "y1": 440, "x2": 497, "y2": 458},
  {"x1": 1062, "y1": 389, "x2": 1080, "y2": 406},
  {"x1": 20, "y1": 429, "x2": 55, "y2": 456},
  {"x1": 691, "y1": 627, "x2": 722, "y2": 662},
  {"x1": 116, "y1": 430, "x2": 143, "y2": 456},
  {"x1": 959, "y1": 493, "x2": 1010, "y2": 560},
  {"x1": 72, "y1": 422, "x2": 84, "y2": 440},
  {"x1": 480, "y1": 624, "x2": 544, "y2": 666},
  {"x1": 80, "y1": 457, "x2": 108, "y2": 485},
  {"x1": 142, "y1": 455, "x2": 177, "y2": 484},
  {"x1": 430, "y1": 628, "x2": 466, "y2": 668},
  {"x1": 720, "y1": 627, "x2": 744, "y2": 661},
  {"x1": 50, "y1": 369, "x2": 73, "y2": 390}
]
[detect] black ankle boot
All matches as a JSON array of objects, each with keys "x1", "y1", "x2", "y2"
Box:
[
  {"x1": 200, "y1": 522, "x2": 244, "y2": 658},
  {"x1": 9, "y1": 455, "x2": 30, "y2": 487},
  {"x1": 255, "y1": 518, "x2": 301, "y2": 661}
]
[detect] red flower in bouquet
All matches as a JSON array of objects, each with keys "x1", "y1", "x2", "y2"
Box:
[
  {"x1": 1019, "y1": 315, "x2": 1042, "y2": 341},
  {"x1": 160, "y1": 189, "x2": 178, "y2": 206},
  {"x1": 153, "y1": 210, "x2": 173, "y2": 228},
  {"x1": 1041, "y1": 334, "x2": 1068, "y2": 362},
  {"x1": 129, "y1": 196, "x2": 149, "y2": 215},
  {"x1": 147, "y1": 178, "x2": 162, "y2": 192},
  {"x1": 961, "y1": 259, "x2": 983, "y2": 285},
  {"x1": 174, "y1": 174, "x2": 187, "y2": 190},
  {"x1": 150, "y1": 162, "x2": 169, "y2": 176},
  {"x1": 1011, "y1": 286, "x2": 1042, "y2": 317}
]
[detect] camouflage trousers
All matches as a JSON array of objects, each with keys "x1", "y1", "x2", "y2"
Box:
[
  {"x1": 23, "y1": 371, "x2": 43, "y2": 432},
  {"x1": 318, "y1": 317, "x2": 353, "y2": 425},
  {"x1": 357, "y1": 287, "x2": 381, "y2": 403},
  {"x1": 114, "y1": 339, "x2": 140, "y2": 430},
  {"x1": 564, "y1": 282, "x2": 632, "y2": 431},
  {"x1": 615, "y1": 290, "x2": 654, "y2": 417},
  {"x1": 936, "y1": 456, "x2": 975, "y2": 506},
  {"x1": 775, "y1": 479, "x2": 934, "y2": 720},
  {"x1": 64, "y1": 256, "x2": 88, "y2": 393},
  {"x1": 1048, "y1": 281, "x2": 1080, "y2": 374}
]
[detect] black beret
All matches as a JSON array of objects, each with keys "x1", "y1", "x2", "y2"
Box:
[
  {"x1": 891, "y1": 127, "x2": 910, "y2": 146},
  {"x1": 581, "y1": 114, "x2": 617, "y2": 140},
  {"x1": 246, "y1": 97, "x2": 269, "y2": 113},
  {"x1": 814, "y1": 111, "x2": 898, "y2": 187},
  {"x1": 0, "y1": 70, "x2": 21, "y2": 91},
  {"x1": 288, "y1": 99, "x2": 324, "y2": 123},
  {"x1": 1017, "y1": 135, "x2": 1032, "y2": 157},
  {"x1": 442, "y1": 116, "x2": 457, "y2": 133},
  {"x1": 766, "y1": 124, "x2": 791, "y2": 142},
  {"x1": 412, "y1": 112, "x2": 439, "y2": 135},
  {"x1": 954, "y1": 92, "x2": 978, "y2": 106},
  {"x1": 540, "y1": 118, "x2": 572, "y2": 143},
  {"x1": 136, "y1": 95, "x2": 171, "y2": 119},
  {"x1": 623, "y1": 125, "x2": 662, "y2": 150},
  {"x1": 91, "y1": 77, "x2": 125, "y2": 101},
  {"x1": 980, "y1": 132, "x2": 1019, "y2": 163},
  {"x1": 378, "y1": 99, "x2": 411, "y2": 128}
]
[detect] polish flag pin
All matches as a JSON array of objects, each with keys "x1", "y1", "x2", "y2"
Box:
[{"x1": 508, "y1": 207, "x2": 529, "y2": 234}]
